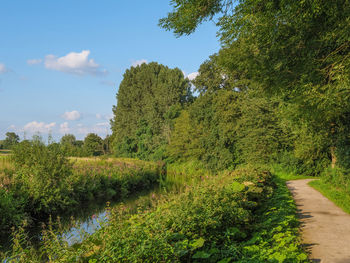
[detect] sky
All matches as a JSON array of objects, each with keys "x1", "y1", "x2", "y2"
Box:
[{"x1": 0, "y1": 0, "x2": 221, "y2": 141}]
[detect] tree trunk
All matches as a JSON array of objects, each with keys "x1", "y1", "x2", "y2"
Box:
[{"x1": 331, "y1": 146, "x2": 337, "y2": 168}]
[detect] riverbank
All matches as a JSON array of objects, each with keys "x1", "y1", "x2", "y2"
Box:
[{"x1": 2, "y1": 166, "x2": 308, "y2": 262}]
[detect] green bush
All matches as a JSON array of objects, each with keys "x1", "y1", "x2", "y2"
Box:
[
  {"x1": 0, "y1": 188, "x2": 26, "y2": 234},
  {"x1": 12, "y1": 140, "x2": 74, "y2": 215},
  {"x1": 66, "y1": 167, "x2": 275, "y2": 262},
  {"x1": 0, "y1": 145, "x2": 163, "y2": 234}
]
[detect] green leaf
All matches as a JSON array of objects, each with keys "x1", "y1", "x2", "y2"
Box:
[
  {"x1": 192, "y1": 251, "x2": 211, "y2": 259},
  {"x1": 231, "y1": 182, "x2": 245, "y2": 192},
  {"x1": 190, "y1": 237, "x2": 205, "y2": 249},
  {"x1": 217, "y1": 258, "x2": 232, "y2": 263}
]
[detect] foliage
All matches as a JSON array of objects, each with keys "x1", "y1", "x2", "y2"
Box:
[
  {"x1": 84, "y1": 133, "x2": 104, "y2": 156},
  {"x1": 0, "y1": 188, "x2": 26, "y2": 234},
  {"x1": 161, "y1": 0, "x2": 350, "y2": 174},
  {"x1": 111, "y1": 62, "x2": 192, "y2": 160},
  {"x1": 12, "y1": 139, "x2": 74, "y2": 215},
  {"x1": 60, "y1": 134, "x2": 81, "y2": 156},
  {"x1": 238, "y1": 175, "x2": 309, "y2": 262},
  {"x1": 3, "y1": 167, "x2": 307, "y2": 262},
  {"x1": 234, "y1": 89, "x2": 294, "y2": 166},
  {"x1": 0, "y1": 152, "x2": 163, "y2": 234},
  {"x1": 3, "y1": 132, "x2": 20, "y2": 149}
]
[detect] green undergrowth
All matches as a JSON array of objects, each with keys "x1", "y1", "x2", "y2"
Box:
[
  {"x1": 271, "y1": 164, "x2": 318, "y2": 181},
  {"x1": 239, "y1": 176, "x2": 309, "y2": 262},
  {"x1": 2, "y1": 166, "x2": 308, "y2": 262},
  {"x1": 0, "y1": 144, "x2": 164, "y2": 236},
  {"x1": 309, "y1": 180, "x2": 350, "y2": 214},
  {"x1": 308, "y1": 167, "x2": 350, "y2": 214}
]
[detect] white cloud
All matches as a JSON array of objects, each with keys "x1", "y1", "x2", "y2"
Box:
[
  {"x1": 24, "y1": 121, "x2": 56, "y2": 133},
  {"x1": 0, "y1": 63, "x2": 8, "y2": 74},
  {"x1": 187, "y1": 72, "x2": 199, "y2": 81},
  {"x1": 76, "y1": 123, "x2": 110, "y2": 136},
  {"x1": 62, "y1": 110, "x2": 81, "y2": 121},
  {"x1": 96, "y1": 113, "x2": 113, "y2": 120},
  {"x1": 59, "y1": 122, "x2": 70, "y2": 134},
  {"x1": 27, "y1": 59, "x2": 42, "y2": 65},
  {"x1": 131, "y1": 59, "x2": 148, "y2": 67},
  {"x1": 96, "y1": 122, "x2": 109, "y2": 126},
  {"x1": 44, "y1": 50, "x2": 107, "y2": 76}
]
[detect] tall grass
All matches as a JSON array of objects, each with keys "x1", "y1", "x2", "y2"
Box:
[
  {"x1": 165, "y1": 160, "x2": 211, "y2": 191},
  {"x1": 0, "y1": 155, "x2": 14, "y2": 171}
]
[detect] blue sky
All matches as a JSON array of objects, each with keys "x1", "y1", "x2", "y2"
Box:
[{"x1": 0, "y1": 0, "x2": 220, "y2": 141}]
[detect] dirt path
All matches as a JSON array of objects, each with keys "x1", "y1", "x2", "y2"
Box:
[{"x1": 287, "y1": 179, "x2": 350, "y2": 263}]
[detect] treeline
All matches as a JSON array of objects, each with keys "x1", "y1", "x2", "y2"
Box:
[
  {"x1": 0, "y1": 132, "x2": 111, "y2": 157},
  {"x1": 110, "y1": 0, "x2": 350, "y2": 177}
]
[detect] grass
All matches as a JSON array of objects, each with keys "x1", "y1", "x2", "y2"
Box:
[
  {"x1": 0, "y1": 149, "x2": 11, "y2": 155},
  {"x1": 271, "y1": 164, "x2": 318, "y2": 181},
  {"x1": 0, "y1": 155, "x2": 14, "y2": 170},
  {"x1": 309, "y1": 179, "x2": 350, "y2": 214}
]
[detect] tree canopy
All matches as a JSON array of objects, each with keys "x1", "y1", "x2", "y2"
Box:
[
  {"x1": 3, "y1": 132, "x2": 20, "y2": 149},
  {"x1": 111, "y1": 62, "x2": 192, "y2": 160},
  {"x1": 161, "y1": 0, "x2": 350, "y2": 172}
]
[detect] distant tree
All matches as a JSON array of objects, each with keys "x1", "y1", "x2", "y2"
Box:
[
  {"x1": 60, "y1": 134, "x2": 76, "y2": 146},
  {"x1": 84, "y1": 133, "x2": 103, "y2": 156},
  {"x1": 60, "y1": 134, "x2": 77, "y2": 156},
  {"x1": 3, "y1": 132, "x2": 20, "y2": 149},
  {"x1": 111, "y1": 62, "x2": 193, "y2": 160}
]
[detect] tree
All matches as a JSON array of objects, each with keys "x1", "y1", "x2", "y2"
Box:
[
  {"x1": 84, "y1": 133, "x2": 104, "y2": 156},
  {"x1": 111, "y1": 62, "x2": 192, "y2": 160},
  {"x1": 60, "y1": 134, "x2": 76, "y2": 146},
  {"x1": 3, "y1": 132, "x2": 20, "y2": 149},
  {"x1": 167, "y1": 110, "x2": 202, "y2": 162},
  {"x1": 161, "y1": 0, "x2": 350, "y2": 170},
  {"x1": 60, "y1": 134, "x2": 77, "y2": 156}
]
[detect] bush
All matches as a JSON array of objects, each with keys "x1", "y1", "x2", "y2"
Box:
[
  {"x1": 12, "y1": 140, "x2": 74, "y2": 215},
  {"x1": 0, "y1": 188, "x2": 26, "y2": 234},
  {"x1": 68, "y1": 167, "x2": 275, "y2": 262}
]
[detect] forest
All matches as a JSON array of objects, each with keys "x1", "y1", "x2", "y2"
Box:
[{"x1": 0, "y1": 0, "x2": 349, "y2": 262}]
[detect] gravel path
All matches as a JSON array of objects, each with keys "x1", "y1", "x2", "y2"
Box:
[{"x1": 287, "y1": 179, "x2": 350, "y2": 263}]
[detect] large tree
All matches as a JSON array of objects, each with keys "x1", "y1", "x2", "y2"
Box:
[
  {"x1": 161, "y1": 0, "x2": 350, "y2": 169},
  {"x1": 111, "y1": 62, "x2": 192, "y2": 160}
]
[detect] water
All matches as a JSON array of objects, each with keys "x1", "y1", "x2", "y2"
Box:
[{"x1": 0, "y1": 186, "x2": 161, "y2": 255}]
